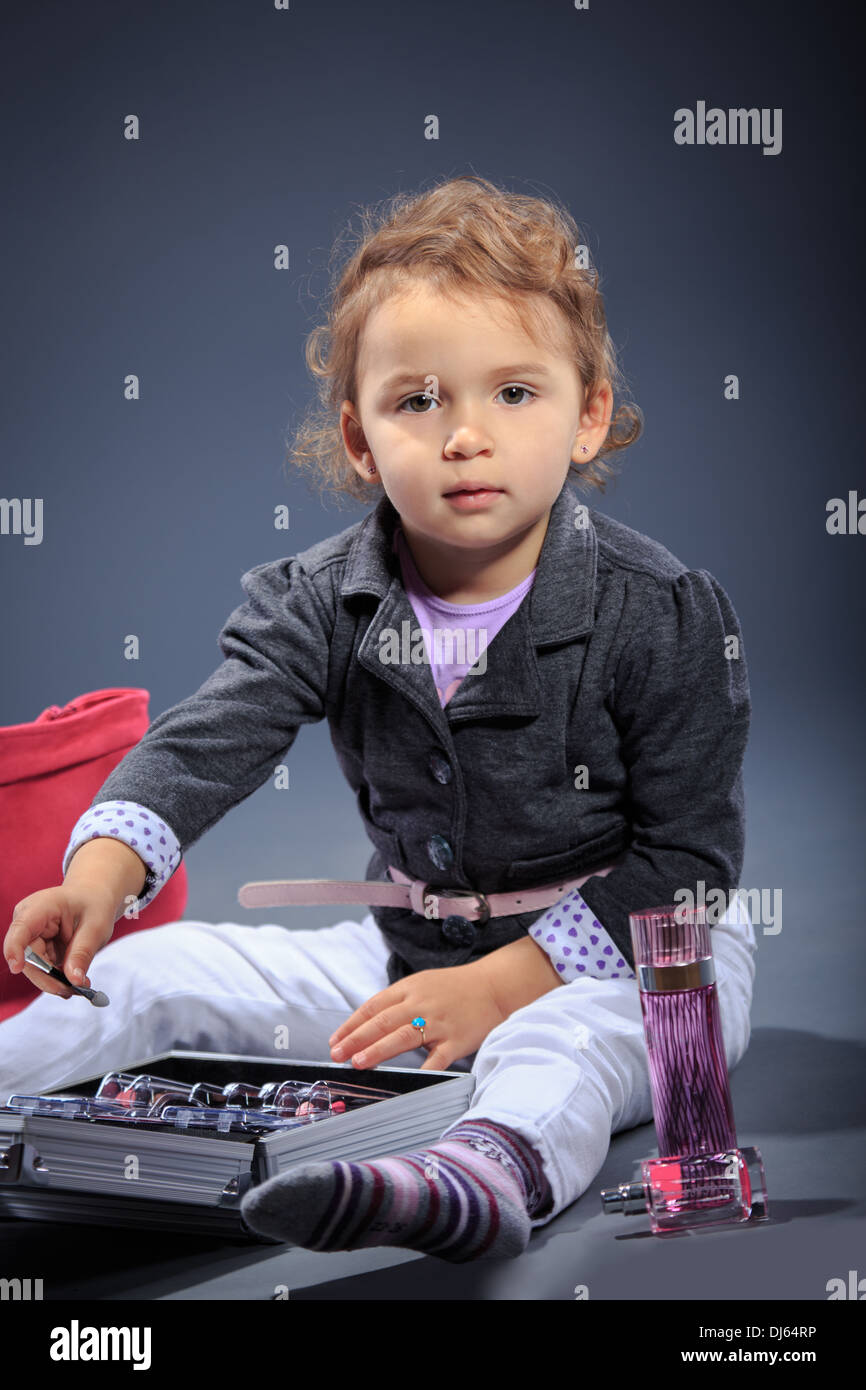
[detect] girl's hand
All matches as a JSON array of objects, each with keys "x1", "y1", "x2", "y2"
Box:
[
  {"x1": 327, "y1": 962, "x2": 505, "y2": 1073},
  {"x1": 3, "y1": 885, "x2": 116, "y2": 997}
]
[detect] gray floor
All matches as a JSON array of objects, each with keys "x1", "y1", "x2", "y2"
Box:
[{"x1": 2, "y1": 1023, "x2": 862, "y2": 1301}]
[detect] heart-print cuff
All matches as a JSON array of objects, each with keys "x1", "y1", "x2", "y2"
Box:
[
  {"x1": 62, "y1": 800, "x2": 182, "y2": 916},
  {"x1": 530, "y1": 887, "x2": 636, "y2": 983}
]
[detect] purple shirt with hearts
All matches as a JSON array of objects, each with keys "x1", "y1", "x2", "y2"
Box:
[{"x1": 62, "y1": 802, "x2": 182, "y2": 915}]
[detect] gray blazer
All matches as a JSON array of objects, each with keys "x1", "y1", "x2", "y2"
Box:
[{"x1": 92, "y1": 480, "x2": 751, "y2": 983}]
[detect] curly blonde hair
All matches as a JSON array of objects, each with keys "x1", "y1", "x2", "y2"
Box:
[{"x1": 284, "y1": 174, "x2": 643, "y2": 508}]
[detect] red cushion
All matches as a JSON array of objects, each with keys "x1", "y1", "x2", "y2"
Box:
[{"x1": 0, "y1": 688, "x2": 188, "y2": 1021}]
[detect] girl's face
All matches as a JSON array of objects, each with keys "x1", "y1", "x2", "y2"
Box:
[{"x1": 341, "y1": 281, "x2": 611, "y2": 567}]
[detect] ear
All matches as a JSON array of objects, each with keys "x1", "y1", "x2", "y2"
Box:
[{"x1": 340, "y1": 400, "x2": 377, "y2": 483}]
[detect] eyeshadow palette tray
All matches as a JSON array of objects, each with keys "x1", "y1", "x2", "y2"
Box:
[{"x1": 0, "y1": 1049, "x2": 475, "y2": 1242}]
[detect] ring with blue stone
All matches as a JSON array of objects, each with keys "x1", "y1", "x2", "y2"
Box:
[{"x1": 411, "y1": 1015, "x2": 427, "y2": 1047}]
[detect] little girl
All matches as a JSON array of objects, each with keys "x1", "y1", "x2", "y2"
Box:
[{"x1": 1, "y1": 175, "x2": 757, "y2": 1264}]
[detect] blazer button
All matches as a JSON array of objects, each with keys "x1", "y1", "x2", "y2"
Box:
[
  {"x1": 426, "y1": 834, "x2": 454, "y2": 871},
  {"x1": 441, "y1": 914, "x2": 477, "y2": 946},
  {"x1": 428, "y1": 751, "x2": 452, "y2": 784}
]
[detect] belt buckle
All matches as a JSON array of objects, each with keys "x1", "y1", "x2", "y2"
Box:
[{"x1": 425, "y1": 887, "x2": 490, "y2": 926}]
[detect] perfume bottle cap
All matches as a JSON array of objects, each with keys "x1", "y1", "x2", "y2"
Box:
[
  {"x1": 600, "y1": 1180, "x2": 646, "y2": 1214},
  {"x1": 629, "y1": 905, "x2": 712, "y2": 969}
]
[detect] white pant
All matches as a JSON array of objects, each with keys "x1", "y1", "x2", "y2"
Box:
[{"x1": 0, "y1": 900, "x2": 757, "y2": 1230}]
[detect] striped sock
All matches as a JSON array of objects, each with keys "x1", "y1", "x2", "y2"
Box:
[{"x1": 240, "y1": 1119, "x2": 553, "y2": 1264}]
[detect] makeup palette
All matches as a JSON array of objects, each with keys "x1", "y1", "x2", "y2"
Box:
[
  {"x1": 0, "y1": 1049, "x2": 474, "y2": 1240},
  {"x1": 5, "y1": 1072, "x2": 400, "y2": 1133}
]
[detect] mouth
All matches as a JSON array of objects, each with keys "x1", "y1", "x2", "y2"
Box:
[{"x1": 442, "y1": 483, "x2": 504, "y2": 497}]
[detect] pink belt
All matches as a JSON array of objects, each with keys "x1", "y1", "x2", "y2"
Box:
[{"x1": 237, "y1": 861, "x2": 618, "y2": 923}]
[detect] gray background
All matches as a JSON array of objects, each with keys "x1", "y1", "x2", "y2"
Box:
[{"x1": 1, "y1": 0, "x2": 863, "y2": 1303}]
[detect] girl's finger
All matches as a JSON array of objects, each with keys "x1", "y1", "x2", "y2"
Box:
[
  {"x1": 420, "y1": 1048, "x2": 450, "y2": 1072},
  {"x1": 343, "y1": 1036, "x2": 382, "y2": 1068},
  {"x1": 330, "y1": 1023, "x2": 377, "y2": 1061},
  {"x1": 330, "y1": 1004, "x2": 412, "y2": 1061},
  {"x1": 334, "y1": 1021, "x2": 392, "y2": 1065},
  {"x1": 345, "y1": 1020, "x2": 427, "y2": 1070},
  {"x1": 328, "y1": 987, "x2": 404, "y2": 1047}
]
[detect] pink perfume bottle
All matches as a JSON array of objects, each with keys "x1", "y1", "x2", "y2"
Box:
[
  {"x1": 633, "y1": 903, "x2": 738, "y2": 1156},
  {"x1": 600, "y1": 902, "x2": 768, "y2": 1233},
  {"x1": 601, "y1": 1147, "x2": 768, "y2": 1232}
]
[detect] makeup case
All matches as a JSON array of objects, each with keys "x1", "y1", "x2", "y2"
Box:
[{"x1": 0, "y1": 1049, "x2": 475, "y2": 1242}]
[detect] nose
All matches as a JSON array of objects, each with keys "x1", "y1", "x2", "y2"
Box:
[{"x1": 444, "y1": 422, "x2": 493, "y2": 456}]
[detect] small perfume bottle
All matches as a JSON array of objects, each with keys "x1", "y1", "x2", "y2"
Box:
[
  {"x1": 600, "y1": 901, "x2": 768, "y2": 1233},
  {"x1": 601, "y1": 1147, "x2": 768, "y2": 1234}
]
